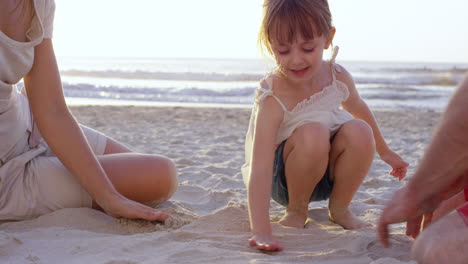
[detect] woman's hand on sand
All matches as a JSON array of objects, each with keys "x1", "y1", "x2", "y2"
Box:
[
  {"x1": 97, "y1": 193, "x2": 170, "y2": 222},
  {"x1": 380, "y1": 150, "x2": 409, "y2": 181},
  {"x1": 249, "y1": 234, "x2": 283, "y2": 251}
]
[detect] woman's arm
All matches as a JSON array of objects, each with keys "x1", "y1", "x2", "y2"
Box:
[
  {"x1": 247, "y1": 95, "x2": 283, "y2": 251},
  {"x1": 338, "y1": 67, "x2": 409, "y2": 179},
  {"x1": 24, "y1": 39, "x2": 168, "y2": 221}
]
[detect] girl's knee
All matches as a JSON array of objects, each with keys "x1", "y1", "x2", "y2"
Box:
[
  {"x1": 341, "y1": 120, "x2": 375, "y2": 150},
  {"x1": 293, "y1": 123, "x2": 330, "y2": 154}
]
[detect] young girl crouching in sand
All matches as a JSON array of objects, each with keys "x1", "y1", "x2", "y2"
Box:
[{"x1": 241, "y1": 0, "x2": 409, "y2": 251}]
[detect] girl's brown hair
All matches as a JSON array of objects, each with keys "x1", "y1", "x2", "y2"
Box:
[{"x1": 258, "y1": 0, "x2": 334, "y2": 55}]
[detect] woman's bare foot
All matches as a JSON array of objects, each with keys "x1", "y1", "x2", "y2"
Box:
[
  {"x1": 329, "y1": 209, "x2": 370, "y2": 230},
  {"x1": 279, "y1": 211, "x2": 308, "y2": 228}
]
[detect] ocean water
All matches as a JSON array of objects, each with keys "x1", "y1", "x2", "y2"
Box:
[{"x1": 56, "y1": 56, "x2": 467, "y2": 111}]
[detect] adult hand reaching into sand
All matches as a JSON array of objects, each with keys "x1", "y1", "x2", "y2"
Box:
[
  {"x1": 377, "y1": 185, "x2": 434, "y2": 247},
  {"x1": 378, "y1": 74, "x2": 468, "y2": 263},
  {"x1": 249, "y1": 233, "x2": 283, "y2": 252}
]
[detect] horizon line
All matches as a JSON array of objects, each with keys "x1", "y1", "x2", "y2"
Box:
[{"x1": 55, "y1": 55, "x2": 468, "y2": 65}]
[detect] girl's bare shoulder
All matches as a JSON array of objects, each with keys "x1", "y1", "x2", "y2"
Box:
[{"x1": 334, "y1": 64, "x2": 354, "y2": 86}]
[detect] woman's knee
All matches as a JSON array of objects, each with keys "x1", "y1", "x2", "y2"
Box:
[
  {"x1": 292, "y1": 123, "x2": 330, "y2": 155},
  {"x1": 147, "y1": 155, "x2": 178, "y2": 201}
]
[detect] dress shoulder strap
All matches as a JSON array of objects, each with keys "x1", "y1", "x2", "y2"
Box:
[
  {"x1": 330, "y1": 46, "x2": 342, "y2": 81},
  {"x1": 256, "y1": 74, "x2": 288, "y2": 112}
]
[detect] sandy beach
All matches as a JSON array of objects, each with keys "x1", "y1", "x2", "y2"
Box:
[{"x1": 0, "y1": 105, "x2": 441, "y2": 264}]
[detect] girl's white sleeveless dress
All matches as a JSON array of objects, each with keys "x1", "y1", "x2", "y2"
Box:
[{"x1": 241, "y1": 47, "x2": 354, "y2": 184}]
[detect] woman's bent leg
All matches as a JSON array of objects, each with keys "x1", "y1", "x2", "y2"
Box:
[{"x1": 92, "y1": 153, "x2": 177, "y2": 210}]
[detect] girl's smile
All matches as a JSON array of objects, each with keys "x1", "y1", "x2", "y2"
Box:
[
  {"x1": 290, "y1": 66, "x2": 310, "y2": 77},
  {"x1": 271, "y1": 34, "x2": 332, "y2": 83}
]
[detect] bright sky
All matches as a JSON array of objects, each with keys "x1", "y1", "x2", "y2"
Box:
[{"x1": 54, "y1": 0, "x2": 468, "y2": 63}]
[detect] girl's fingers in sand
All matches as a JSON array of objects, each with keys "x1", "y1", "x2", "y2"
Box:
[
  {"x1": 249, "y1": 235, "x2": 283, "y2": 252},
  {"x1": 249, "y1": 239, "x2": 282, "y2": 251}
]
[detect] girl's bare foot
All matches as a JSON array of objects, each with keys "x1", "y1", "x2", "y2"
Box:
[
  {"x1": 329, "y1": 209, "x2": 370, "y2": 230},
  {"x1": 279, "y1": 211, "x2": 308, "y2": 228}
]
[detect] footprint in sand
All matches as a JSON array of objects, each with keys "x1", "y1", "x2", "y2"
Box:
[{"x1": 0, "y1": 231, "x2": 23, "y2": 256}]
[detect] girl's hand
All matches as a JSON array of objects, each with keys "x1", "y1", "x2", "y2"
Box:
[
  {"x1": 97, "y1": 193, "x2": 170, "y2": 222},
  {"x1": 249, "y1": 233, "x2": 283, "y2": 251},
  {"x1": 380, "y1": 150, "x2": 409, "y2": 181}
]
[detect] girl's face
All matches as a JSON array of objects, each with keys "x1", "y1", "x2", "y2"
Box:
[{"x1": 271, "y1": 30, "x2": 334, "y2": 83}]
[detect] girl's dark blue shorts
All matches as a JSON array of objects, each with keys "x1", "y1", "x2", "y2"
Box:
[{"x1": 271, "y1": 136, "x2": 336, "y2": 206}]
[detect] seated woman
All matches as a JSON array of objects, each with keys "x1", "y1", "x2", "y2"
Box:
[{"x1": 0, "y1": 0, "x2": 177, "y2": 221}]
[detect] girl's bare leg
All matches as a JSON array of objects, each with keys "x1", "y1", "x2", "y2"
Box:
[
  {"x1": 280, "y1": 123, "x2": 330, "y2": 228},
  {"x1": 92, "y1": 137, "x2": 177, "y2": 210},
  {"x1": 328, "y1": 119, "x2": 375, "y2": 229}
]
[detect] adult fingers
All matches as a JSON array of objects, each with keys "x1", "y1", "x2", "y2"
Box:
[
  {"x1": 377, "y1": 217, "x2": 390, "y2": 247},
  {"x1": 377, "y1": 200, "x2": 409, "y2": 247},
  {"x1": 125, "y1": 203, "x2": 170, "y2": 222},
  {"x1": 422, "y1": 212, "x2": 433, "y2": 230},
  {"x1": 406, "y1": 216, "x2": 422, "y2": 238},
  {"x1": 377, "y1": 209, "x2": 399, "y2": 248}
]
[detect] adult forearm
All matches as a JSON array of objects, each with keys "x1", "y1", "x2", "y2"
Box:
[
  {"x1": 409, "y1": 75, "x2": 468, "y2": 198},
  {"x1": 35, "y1": 108, "x2": 119, "y2": 201}
]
